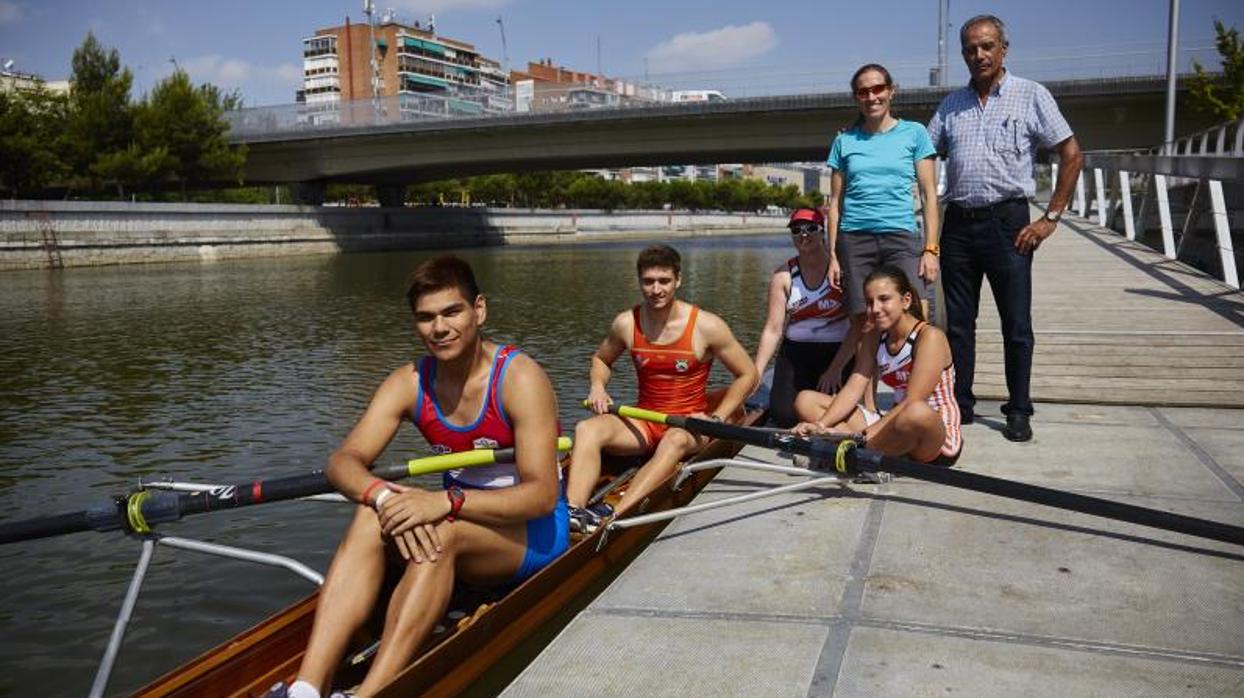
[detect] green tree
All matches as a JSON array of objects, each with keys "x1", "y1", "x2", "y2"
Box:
[
  {"x1": 66, "y1": 33, "x2": 134, "y2": 192},
  {"x1": 0, "y1": 87, "x2": 70, "y2": 196},
  {"x1": 134, "y1": 70, "x2": 246, "y2": 195},
  {"x1": 626, "y1": 180, "x2": 666, "y2": 209},
  {"x1": 469, "y1": 173, "x2": 518, "y2": 206},
  {"x1": 1189, "y1": 20, "x2": 1244, "y2": 121},
  {"x1": 90, "y1": 143, "x2": 175, "y2": 197}
]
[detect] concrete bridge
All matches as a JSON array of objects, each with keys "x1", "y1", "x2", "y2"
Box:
[{"x1": 227, "y1": 75, "x2": 1216, "y2": 202}]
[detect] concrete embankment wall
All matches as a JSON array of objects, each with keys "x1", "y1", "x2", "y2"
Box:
[{"x1": 0, "y1": 201, "x2": 785, "y2": 271}]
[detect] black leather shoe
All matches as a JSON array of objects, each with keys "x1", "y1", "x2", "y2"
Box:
[{"x1": 1003, "y1": 414, "x2": 1032, "y2": 442}]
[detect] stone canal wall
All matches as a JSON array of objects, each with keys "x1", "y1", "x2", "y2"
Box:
[{"x1": 0, "y1": 201, "x2": 785, "y2": 271}]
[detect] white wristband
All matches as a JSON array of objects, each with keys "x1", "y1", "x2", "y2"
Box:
[{"x1": 373, "y1": 488, "x2": 393, "y2": 511}]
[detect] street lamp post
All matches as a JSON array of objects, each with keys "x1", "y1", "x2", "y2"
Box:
[{"x1": 1163, "y1": 0, "x2": 1180, "y2": 154}]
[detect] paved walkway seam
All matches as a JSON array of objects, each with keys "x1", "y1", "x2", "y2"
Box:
[
  {"x1": 857, "y1": 617, "x2": 1244, "y2": 669},
  {"x1": 1151, "y1": 407, "x2": 1244, "y2": 501},
  {"x1": 581, "y1": 607, "x2": 1244, "y2": 670},
  {"x1": 806, "y1": 496, "x2": 887, "y2": 697}
]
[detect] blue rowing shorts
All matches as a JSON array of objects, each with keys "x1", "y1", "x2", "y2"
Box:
[{"x1": 512, "y1": 495, "x2": 569, "y2": 583}]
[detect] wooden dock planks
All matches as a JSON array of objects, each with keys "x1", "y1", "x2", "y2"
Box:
[{"x1": 969, "y1": 210, "x2": 1244, "y2": 407}]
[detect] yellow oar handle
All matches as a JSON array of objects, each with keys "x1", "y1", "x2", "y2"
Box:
[
  {"x1": 580, "y1": 399, "x2": 671, "y2": 426},
  {"x1": 613, "y1": 405, "x2": 670, "y2": 425},
  {"x1": 404, "y1": 436, "x2": 572, "y2": 477}
]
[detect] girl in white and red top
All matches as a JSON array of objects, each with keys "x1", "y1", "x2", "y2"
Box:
[
  {"x1": 793, "y1": 264, "x2": 962, "y2": 466},
  {"x1": 752, "y1": 208, "x2": 859, "y2": 428}
]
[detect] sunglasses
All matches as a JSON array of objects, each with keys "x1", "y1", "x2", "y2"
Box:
[
  {"x1": 790, "y1": 222, "x2": 822, "y2": 238},
  {"x1": 854, "y1": 84, "x2": 889, "y2": 99}
]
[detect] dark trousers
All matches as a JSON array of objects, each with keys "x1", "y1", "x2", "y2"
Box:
[
  {"x1": 941, "y1": 199, "x2": 1034, "y2": 417},
  {"x1": 768, "y1": 339, "x2": 844, "y2": 428}
]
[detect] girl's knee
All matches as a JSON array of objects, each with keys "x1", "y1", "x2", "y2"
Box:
[
  {"x1": 793, "y1": 390, "x2": 824, "y2": 421},
  {"x1": 898, "y1": 401, "x2": 937, "y2": 427}
]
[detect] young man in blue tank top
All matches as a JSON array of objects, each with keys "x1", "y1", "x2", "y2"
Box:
[{"x1": 274, "y1": 256, "x2": 565, "y2": 698}]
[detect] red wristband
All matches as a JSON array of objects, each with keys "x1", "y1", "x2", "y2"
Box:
[
  {"x1": 446, "y1": 486, "x2": 465, "y2": 522},
  {"x1": 361, "y1": 479, "x2": 386, "y2": 507}
]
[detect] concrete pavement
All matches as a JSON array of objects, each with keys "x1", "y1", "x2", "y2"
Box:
[{"x1": 503, "y1": 401, "x2": 1244, "y2": 697}]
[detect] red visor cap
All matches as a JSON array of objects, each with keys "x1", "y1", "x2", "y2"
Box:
[{"x1": 788, "y1": 208, "x2": 825, "y2": 227}]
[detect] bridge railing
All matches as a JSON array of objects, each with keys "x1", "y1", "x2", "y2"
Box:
[
  {"x1": 1072, "y1": 123, "x2": 1244, "y2": 289},
  {"x1": 226, "y1": 90, "x2": 513, "y2": 140},
  {"x1": 225, "y1": 83, "x2": 739, "y2": 141}
]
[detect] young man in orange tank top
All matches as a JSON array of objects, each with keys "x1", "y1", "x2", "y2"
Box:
[{"x1": 566, "y1": 245, "x2": 757, "y2": 526}]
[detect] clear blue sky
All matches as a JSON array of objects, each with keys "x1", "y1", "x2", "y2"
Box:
[{"x1": 2, "y1": 0, "x2": 1241, "y2": 106}]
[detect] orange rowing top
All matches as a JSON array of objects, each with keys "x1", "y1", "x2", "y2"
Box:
[{"x1": 630, "y1": 304, "x2": 712, "y2": 415}]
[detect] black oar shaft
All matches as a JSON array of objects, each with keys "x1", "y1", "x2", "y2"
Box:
[
  {"x1": 648, "y1": 410, "x2": 1244, "y2": 548},
  {"x1": 0, "y1": 447, "x2": 523, "y2": 545},
  {"x1": 0, "y1": 510, "x2": 94, "y2": 545},
  {"x1": 846, "y1": 447, "x2": 1244, "y2": 548}
]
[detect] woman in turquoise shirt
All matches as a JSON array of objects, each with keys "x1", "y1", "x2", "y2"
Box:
[{"x1": 827, "y1": 63, "x2": 941, "y2": 330}]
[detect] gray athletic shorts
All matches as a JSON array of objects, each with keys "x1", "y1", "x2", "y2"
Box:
[{"x1": 836, "y1": 230, "x2": 926, "y2": 315}]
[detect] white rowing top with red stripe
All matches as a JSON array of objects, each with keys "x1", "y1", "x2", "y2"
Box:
[
  {"x1": 876, "y1": 321, "x2": 962, "y2": 458},
  {"x1": 785, "y1": 257, "x2": 849, "y2": 343}
]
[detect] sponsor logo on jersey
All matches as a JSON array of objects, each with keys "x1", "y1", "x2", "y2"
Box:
[
  {"x1": 472, "y1": 437, "x2": 500, "y2": 449},
  {"x1": 431, "y1": 444, "x2": 452, "y2": 455},
  {"x1": 674, "y1": 359, "x2": 689, "y2": 372}
]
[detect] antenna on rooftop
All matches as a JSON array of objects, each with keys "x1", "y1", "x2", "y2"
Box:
[{"x1": 496, "y1": 16, "x2": 509, "y2": 76}]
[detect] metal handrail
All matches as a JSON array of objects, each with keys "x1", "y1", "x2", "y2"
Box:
[{"x1": 1067, "y1": 140, "x2": 1241, "y2": 288}]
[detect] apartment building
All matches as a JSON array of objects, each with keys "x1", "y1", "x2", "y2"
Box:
[
  {"x1": 510, "y1": 59, "x2": 669, "y2": 113},
  {"x1": 299, "y1": 16, "x2": 509, "y2": 116}
]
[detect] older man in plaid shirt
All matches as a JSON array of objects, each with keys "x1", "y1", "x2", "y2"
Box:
[{"x1": 927, "y1": 14, "x2": 1083, "y2": 443}]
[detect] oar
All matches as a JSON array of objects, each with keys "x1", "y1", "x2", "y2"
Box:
[
  {"x1": 0, "y1": 437, "x2": 572, "y2": 545},
  {"x1": 604, "y1": 404, "x2": 1244, "y2": 548}
]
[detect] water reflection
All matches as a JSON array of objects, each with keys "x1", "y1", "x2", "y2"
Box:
[{"x1": 0, "y1": 234, "x2": 788, "y2": 696}]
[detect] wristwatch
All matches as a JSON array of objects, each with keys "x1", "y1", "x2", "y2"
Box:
[
  {"x1": 445, "y1": 486, "x2": 465, "y2": 522},
  {"x1": 1042, "y1": 208, "x2": 1063, "y2": 224},
  {"x1": 922, "y1": 244, "x2": 940, "y2": 256}
]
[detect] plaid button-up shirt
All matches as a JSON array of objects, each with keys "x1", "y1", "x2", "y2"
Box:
[{"x1": 927, "y1": 72, "x2": 1073, "y2": 208}]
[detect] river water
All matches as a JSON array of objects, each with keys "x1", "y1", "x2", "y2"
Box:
[{"x1": 0, "y1": 234, "x2": 789, "y2": 697}]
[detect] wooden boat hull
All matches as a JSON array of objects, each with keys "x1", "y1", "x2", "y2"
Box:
[{"x1": 134, "y1": 414, "x2": 758, "y2": 698}]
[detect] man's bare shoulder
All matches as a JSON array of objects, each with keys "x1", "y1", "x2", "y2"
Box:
[
  {"x1": 374, "y1": 362, "x2": 421, "y2": 410},
  {"x1": 503, "y1": 351, "x2": 549, "y2": 384},
  {"x1": 499, "y1": 352, "x2": 556, "y2": 414},
  {"x1": 695, "y1": 306, "x2": 731, "y2": 329},
  {"x1": 609, "y1": 308, "x2": 636, "y2": 338},
  {"x1": 694, "y1": 307, "x2": 739, "y2": 342}
]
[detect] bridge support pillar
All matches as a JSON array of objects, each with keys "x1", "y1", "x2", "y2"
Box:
[
  {"x1": 376, "y1": 185, "x2": 406, "y2": 208},
  {"x1": 292, "y1": 182, "x2": 326, "y2": 206}
]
